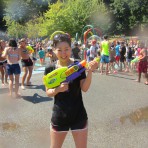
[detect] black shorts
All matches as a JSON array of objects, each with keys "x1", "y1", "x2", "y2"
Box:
[
  {"x1": 120, "y1": 57, "x2": 125, "y2": 62},
  {"x1": 21, "y1": 58, "x2": 33, "y2": 67},
  {"x1": 0, "y1": 60, "x2": 7, "y2": 66},
  {"x1": 50, "y1": 119, "x2": 88, "y2": 132}
]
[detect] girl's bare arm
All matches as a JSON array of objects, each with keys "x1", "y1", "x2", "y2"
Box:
[
  {"x1": 1, "y1": 47, "x2": 8, "y2": 58},
  {"x1": 80, "y1": 60, "x2": 98, "y2": 92}
]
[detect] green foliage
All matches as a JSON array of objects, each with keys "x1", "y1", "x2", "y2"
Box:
[
  {"x1": 110, "y1": 0, "x2": 148, "y2": 34},
  {"x1": 3, "y1": 0, "x2": 51, "y2": 38},
  {"x1": 3, "y1": 0, "x2": 49, "y2": 25},
  {"x1": 5, "y1": 20, "x2": 26, "y2": 38},
  {"x1": 4, "y1": 0, "x2": 109, "y2": 38},
  {"x1": 26, "y1": 16, "x2": 45, "y2": 38},
  {"x1": 42, "y1": 0, "x2": 108, "y2": 38},
  {"x1": 3, "y1": 0, "x2": 147, "y2": 38}
]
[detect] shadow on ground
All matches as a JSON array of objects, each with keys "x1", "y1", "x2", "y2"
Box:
[
  {"x1": 108, "y1": 74, "x2": 136, "y2": 80},
  {"x1": 26, "y1": 84, "x2": 46, "y2": 92},
  {"x1": 22, "y1": 93, "x2": 53, "y2": 104}
]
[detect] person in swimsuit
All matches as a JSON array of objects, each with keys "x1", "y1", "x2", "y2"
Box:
[
  {"x1": 19, "y1": 38, "x2": 33, "y2": 89},
  {"x1": 0, "y1": 40, "x2": 8, "y2": 85},
  {"x1": 44, "y1": 34, "x2": 98, "y2": 148},
  {"x1": 2, "y1": 39, "x2": 21, "y2": 98}
]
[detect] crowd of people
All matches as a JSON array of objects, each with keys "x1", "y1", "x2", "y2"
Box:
[
  {"x1": 84, "y1": 35, "x2": 148, "y2": 84},
  {"x1": 0, "y1": 36, "x2": 148, "y2": 97},
  {"x1": 0, "y1": 37, "x2": 82, "y2": 97}
]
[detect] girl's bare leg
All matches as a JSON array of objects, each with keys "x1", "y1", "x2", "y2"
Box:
[
  {"x1": 50, "y1": 128, "x2": 68, "y2": 148},
  {"x1": 8, "y1": 75, "x2": 13, "y2": 97},
  {"x1": 138, "y1": 72, "x2": 141, "y2": 82},
  {"x1": 106, "y1": 63, "x2": 109, "y2": 75},
  {"x1": 26, "y1": 66, "x2": 33, "y2": 85},
  {"x1": 100, "y1": 63, "x2": 103, "y2": 74},
  {"x1": 22, "y1": 67, "x2": 28, "y2": 86},
  {"x1": 14, "y1": 74, "x2": 20, "y2": 97},
  {"x1": 72, "y1": 128, "x2": 88, "y2": 148},
  {"x1": 144, "y1": 73, "x2": 148, "y2": 84},
  {"x1": 0, "y1": 67, "x2": 4, "y2": 84},
  {"x1": 3, "y1": 64, "x2": 8, "y2": 84}
]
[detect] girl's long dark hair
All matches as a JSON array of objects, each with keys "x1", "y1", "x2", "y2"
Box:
[{"x1": 9, "y1": 39, "x2": 17, "y2": 48}]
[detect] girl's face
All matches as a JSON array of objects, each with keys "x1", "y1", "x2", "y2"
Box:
[{"x1": 54, "y1": 42, "x2": 71, "y2": 63}]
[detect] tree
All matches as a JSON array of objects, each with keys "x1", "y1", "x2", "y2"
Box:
[
  {"x1": 5, "y1": 18, "x2": 26, "y2": 38},
  {"x1": 109, "y1": 0, "x2": 148, "y2": 35},
  {"x1": 3, "y1": 0, "x2": 49, "y2": 25},
  {"x1": 26, "y1": 16, "x2": 45, "y2": 38},
  {"x1": 0, "y1": 0, "x2": 7, "y2": 31},
  {"x1": 41, "y1": 0, "x2": 109, "y2": 37},
  {"x1": 3, "y1": 0, "x2": 50, "y2": 38}
]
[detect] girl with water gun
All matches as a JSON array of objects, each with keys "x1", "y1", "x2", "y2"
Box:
[{"x1": 44, "y1": 33, "x2": 98, "y2": 148}]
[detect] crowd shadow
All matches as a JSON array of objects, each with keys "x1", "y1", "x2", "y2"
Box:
[
  {"x1": 26, "y1": 84, "x2": 45, "y2": 92},
  {"x1": 94, "y1": 69, "x2": 136, "y2": 81},
  {"x1": 116, "y1": 71, "x2": 134, "y2": 76},
  {"x1": 120, "y1": 106, "x2": 148, "y2": 125},
  {"x1": 108, "y1": 73, "x2": 136, "y2": 80},
  {"x1": 22, "y1": 93, "x2": 53, "y2": 104},
  {"x1": 34, "y1": 69, "x2": 45, "y2": 71}
]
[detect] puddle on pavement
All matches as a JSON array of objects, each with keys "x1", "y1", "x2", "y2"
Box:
[
  {"x1": 0, "y1": 122, "x2": 20, "y2": 131},
  {"x1": 120, "y1": 106, "x2": 148, "y2": 125}
]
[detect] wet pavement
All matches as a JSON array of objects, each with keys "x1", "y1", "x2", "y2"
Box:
[{"x1": 0, "y1": 67, "x2": 148, "y2": 148}]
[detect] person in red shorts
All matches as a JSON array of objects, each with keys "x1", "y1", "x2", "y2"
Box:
[{"x1": 136, "y1": 43, "x2": 148, "y2": 85}]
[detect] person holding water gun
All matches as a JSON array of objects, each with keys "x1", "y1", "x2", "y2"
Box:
[
  {"x1": 19, "y1": 38, "x2": 33, "y2": 89},
  {"x1": 44, "y1": 33, "x2": 98, "y2": 148}
]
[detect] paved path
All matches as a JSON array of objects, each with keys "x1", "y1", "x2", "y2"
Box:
[{"x1": 0, "y1": 68, "x2": 148, "y2": 148}]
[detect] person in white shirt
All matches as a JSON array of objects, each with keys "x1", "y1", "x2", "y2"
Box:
[{"x1": 89, "y1": 40, "x2": 98, "y2": 61}]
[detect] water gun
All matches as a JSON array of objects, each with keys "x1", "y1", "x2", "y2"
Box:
[
  {"x1": 131, "y1": 55, "x2": 142, "y2": 63},
  {"x1": 26, "y1": 46, "x2": 34, "y2": 54},
  {"x1": 43, "y1": 57, "x2": 99, "y2": 89}
]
